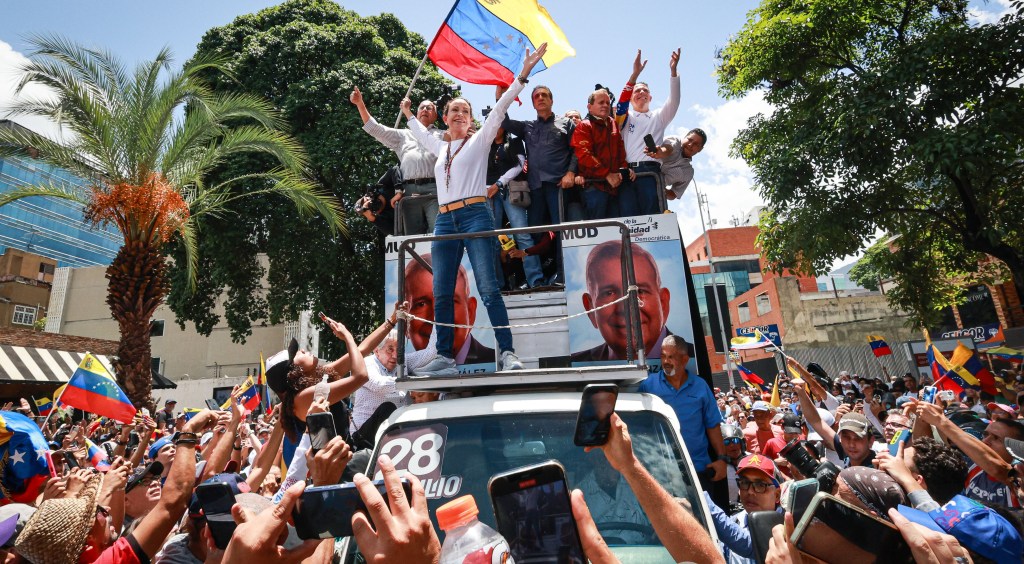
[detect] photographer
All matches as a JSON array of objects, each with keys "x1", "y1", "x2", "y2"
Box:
[{"x1": 356, "y1": 165, "x2": 400, "y2": 236}]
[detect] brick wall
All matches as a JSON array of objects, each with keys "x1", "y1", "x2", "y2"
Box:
[{"x1": 0, "y1": 327, "x2": 118, "y2": 355}]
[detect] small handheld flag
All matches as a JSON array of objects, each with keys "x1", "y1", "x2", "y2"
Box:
[
  {"x1": 84, "y1": 438, "x2": 110, "y2": 471},
  {"x1": 33, "y1": 397, "x2": 53, "y2": 417},
  {"x1": 867, "y1": 335, "x2": 893, "y2": 358},
  {"x1": 736, "y1": 364, "x2": 765, "y2": 386},
  {"x1": 428, "y1": 0, "x2": 575, "y2": 86},
  {"x1": 59, "y1": 354, "x2": 136, "y2": 424},
  {"x1": 182, "y1": 408, "x2": 203, "y2": 421},
  {"x1": 222, "y1": 376, "x2": 261, "y2": 414}
]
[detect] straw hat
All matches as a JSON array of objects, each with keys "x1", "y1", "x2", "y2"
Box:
[{"x1": 15, "y1": 472, "x2": 103, "y2": 564}]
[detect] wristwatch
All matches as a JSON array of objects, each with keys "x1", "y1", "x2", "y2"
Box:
[
  {"x1": 517, "y1": 75, "x2": 528, "y2": 84},
  {"x1": 172, "y1": 431, "x2": 199, "y2": 446},
  {"x1": 496, "y1": 180, "x2": 506, "y2": 191},
  {"x1": 717, "y1": 454, "x2": 731, "y2": 463}
]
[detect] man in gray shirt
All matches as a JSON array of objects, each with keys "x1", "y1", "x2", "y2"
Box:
[
  {"x1": 351, "y1": 86, "x2": 445, "y2": 235},
  {"x1": 646, "y1": 128, "x2": 706, "y2": 200}
]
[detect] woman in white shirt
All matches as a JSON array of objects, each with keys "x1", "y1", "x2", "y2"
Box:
[{"x1": 400, "y1": 44, "x2": 548, "y2": 376}]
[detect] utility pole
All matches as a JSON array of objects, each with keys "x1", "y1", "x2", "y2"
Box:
[{"x1": 697, "y1": 189, "x2": 735, "y2": 388}]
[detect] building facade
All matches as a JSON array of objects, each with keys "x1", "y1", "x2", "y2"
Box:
[
  {"x1": 0, "y1": 248, "x2": 56, "y2": 330},
  {"x1": 0, "y1": 120, "x2": 120, "y2": 268}
]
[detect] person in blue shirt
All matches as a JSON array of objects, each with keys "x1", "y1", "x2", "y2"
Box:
[{"x1": 638, "y1": 335, "x2": 728, "y2": 488}]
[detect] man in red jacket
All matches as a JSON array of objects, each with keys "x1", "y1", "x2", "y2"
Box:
[{"x1": 571, "y1": 89, "x2": 633, "y2": 220}]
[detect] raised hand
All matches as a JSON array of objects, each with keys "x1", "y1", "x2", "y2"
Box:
[
  {"x1": 669, "y1": 48, "x2": 680, "y2": 76},
  {"x1": 350, "y1": 86, "x2": 364, "y2": 106},
  {"x1": 400, "y1": 97, "x2": 413, "y2": 118},
  {"x1": 632, "y1": 49, "x2": 648, "y2": 80},
  {"x1": 520, "y1": 42, "x2": 548, "y2": 79}
]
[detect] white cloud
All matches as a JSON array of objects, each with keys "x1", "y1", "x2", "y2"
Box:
[
  {"x1": 668, "y1": 90, "x2": 772, "y2": 246},
  {"x1": 969, "y1": 0, "x2": 1013, "y2": 25},
  {"x1": 0, "y1": 39, "x2": 63, "y2": 140}
]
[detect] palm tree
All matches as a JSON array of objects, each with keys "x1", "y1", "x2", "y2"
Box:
[{"x1": 0, "y1": 35, "x2": 344, "y2": 408}]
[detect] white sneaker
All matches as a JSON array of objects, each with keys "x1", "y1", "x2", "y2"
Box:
[
  {"x1": 500, "y1": 350, "x2": 523, "y2": 371},
  {"x1": 411, "y1": 355, "x2": 458, "y2": 377}
]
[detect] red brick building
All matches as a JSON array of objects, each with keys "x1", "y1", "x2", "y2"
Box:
[{"x1": 686, "y1": 226, "x2": 821, "y2": 374}]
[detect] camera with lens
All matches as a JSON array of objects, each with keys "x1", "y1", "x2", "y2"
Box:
[
  {"x1": 435, "y1": 84, "x2": 460, "y2": 113},
  {"x1": 354, "y1": 183, "x2": 387, "y2": 215},
  {"x1": 780, "y1": 438, "x2": 840, "y2": 493}
]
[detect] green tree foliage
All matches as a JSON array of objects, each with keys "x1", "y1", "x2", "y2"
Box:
[
  {"x1": 718, "y1": 0, "x2": 1024, "y2": 326},
  {"x1": 167, "y1": 0, "x2": 454, "y2": 356},
  {"x1": 0, "y1": 35, "x2": 338, "y2": 406}
]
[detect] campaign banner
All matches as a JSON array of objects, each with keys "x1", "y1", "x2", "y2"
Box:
[
  {"x1": 735, "y1": 324, "x2": 782, "y2": 348},
  {"x1": 563, "y1": 214, "x2": 698, "y2": 375},
  {"x1": 941, "y1": 323, "x2": 1001, "y2": 345},
  {"x1": 384, "y1": 235, "x2": 499, "y2": 374}
]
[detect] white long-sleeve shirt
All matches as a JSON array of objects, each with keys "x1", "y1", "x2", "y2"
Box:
[
  {"x1": 407, "y1": 80, "x2": 526, "y2": 206},
  {"x1": 622, "y1": 75, "x2": 681, "y2": 162}
]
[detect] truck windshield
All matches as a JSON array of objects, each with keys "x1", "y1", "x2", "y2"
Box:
[{"x1": 352, "y1": 409, "x2": 707, "y2": 562}]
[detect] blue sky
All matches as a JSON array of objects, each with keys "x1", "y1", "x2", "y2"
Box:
[{"x1": 0, "y1": 0, "x2": 1012, "y2": 254}]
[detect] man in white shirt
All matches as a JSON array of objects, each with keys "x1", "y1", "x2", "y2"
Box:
[
  {"x1": 351, "y1": 86, "x2": 445, "y2": 235},
  {"x1": 614, "y1": 49, "x2": 681, "y2": 216}
]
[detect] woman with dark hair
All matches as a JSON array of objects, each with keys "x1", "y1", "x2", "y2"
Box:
[{"x1": 266, "y1": 312, "x2": 399, "y2": 442}]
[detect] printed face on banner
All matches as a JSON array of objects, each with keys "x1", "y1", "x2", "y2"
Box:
[
  {"x1": 564, "y1": 215, "x2": 698, "y2": 375},
  {"x1": 384, "y1": 237, "x2": 496, "y2": 373}
]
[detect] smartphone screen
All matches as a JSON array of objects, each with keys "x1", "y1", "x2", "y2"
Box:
[
  {"x1": 205, "y1": 399, "x2": 220, "y2": 411},
  {"x1": 574, "y1": 384, "x2": 618, "y2": 447},
  {"x1": 292, "y1": 479, "x2": 412, "y2": 539},
  {"x1": 792, "y1": 493, "x2": 909, "y2": 564},
  {"x1": 195, "y1": 483, "x2": 236, "y2": 550},
  {"x1": 306, "y1": 412, "x2": 337, "y2": 451},
  {"x1": 489, "y1": 460, "x2": 585, "y2": 563}
]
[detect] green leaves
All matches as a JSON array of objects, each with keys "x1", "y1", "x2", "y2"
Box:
[
  {"x1": 719, "y1": 0, "x2": 1024, "y2": 326},
  {"x1": 166, "y1": 0, "x2": 453, "y2": 351}
]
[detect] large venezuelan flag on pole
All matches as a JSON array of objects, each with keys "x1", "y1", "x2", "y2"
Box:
[
  {"x1": 428, "y1": 0, "x2": 575, "y2": 86},
  {"x1": 60, "y1": 354, "x2": 137, "y2": 424}
]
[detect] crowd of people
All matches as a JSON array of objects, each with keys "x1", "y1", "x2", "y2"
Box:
[{"x1": 354, "y1": 46, "x2": 706, "y2": 295}]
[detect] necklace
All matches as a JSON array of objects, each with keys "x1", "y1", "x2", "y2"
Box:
[{"x1": 444, "y1": 137, "x2": 468, "y2": 189}]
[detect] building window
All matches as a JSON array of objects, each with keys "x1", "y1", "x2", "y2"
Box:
[
  {"x1": 151, "y1": 357, "x2": 161, "y2": 374},
  {"x1": 737, "y1": 302, "x2": 750, "y2": 323},
  {"x1": 756, "y1": 293, "x2": 771, "y2": 316},
  {"x1": 150, "y1": 320, "x2": 165, "y2": 337},
  {"x1": 12, "y1": 305, "x2": 35, "y2": 326}
]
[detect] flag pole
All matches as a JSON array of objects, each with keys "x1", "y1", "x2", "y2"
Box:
[
  {"x1": 30, "y1": 395, "x2": 38, "y2": 417},
  {"x1": 392, "y1": 0, "x2": 458, "y2": 127},
  {"x1": 42, "y1": 380, "x2": 71, "y2": 430},
  {"x1": 394, "y1": 51, "x2": 431, "y2": 128}
]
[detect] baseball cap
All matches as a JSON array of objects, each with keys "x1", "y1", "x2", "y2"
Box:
[
  {"x1": 987, "y1": 402, "x2": 1017, "y2": 416},
  {"x1": 165, "y1": 399, "x2": 177, "y2": 405},
  {"x1": 1005, "y1": 437, "x2": 1024, "y2": 463},
  {"x1": 837, "y1": 413, "x2": 871, "y2": 438},
  {"x1": 148, "y1": 436, "x2": 172, "y2": 460},
  {"x1": 737, "y1": 454, "x2": 779, "y2": 486},
  {"x1": 751, "y1": 401, "x2": 773, "y2": 413},
  {"x1": 780, "y1": 413, "x2": 802, "y2": 434},
  {"x1": 898, "y1": 495, "x2": 1023, "y2": 563},
  {"x1": 266, "y1": 338, "x2": 300, "y2": 395}
]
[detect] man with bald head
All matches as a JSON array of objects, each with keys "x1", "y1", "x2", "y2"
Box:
[
  {"x1": 571, "y1": 89, "x2": 631, "y2": 220},
  {"x1": 571, "y1": 240, "x2": 672, "y2": 362},
  {"x1": 404, "y1": 253, "x2": 494, "y2": 367}
]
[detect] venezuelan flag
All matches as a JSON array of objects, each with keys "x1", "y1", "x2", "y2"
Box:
[
  {"x1": 60, "y1": 354, "x2": 136, "y2": 424},
  {"x1": 736, "y1": 364, "x2": 765, "y2": 386},
  {"x1": 0, "y1": 411, "x2": 51, "y2": 503},
  {"x1": 257, "y1": 352, "x2": 269, "y2": 412},
  {"x1": 182, "y1": 407, "x2": 203, "y2": 421},
  {"x1": 85, "y1": 438, "x2": 110, "y2": 471},
  {"x1": 428, "y1": 0, "x2": 574, "y2": 86},
  {"x1": 928, "y1": 343, "x2": 967, "y2": 394},
  {"x1": 948, "y1": 344, "x2": 998, "y2": 395},
  {"x1": 867, "y1": 335, "x2": 893, "y2": 357},
  {"x1": 34, "y1": 397, "x2": 53, "y2": 417},
  {"x1": 222, "y1": 376, "x2": 261, "y2": 414}
]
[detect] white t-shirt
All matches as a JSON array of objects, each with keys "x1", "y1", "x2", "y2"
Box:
[
  {"x1": 407, "y1": 80, "x2": 526, "y2": 206},
  {"x1": 621, "y1": 76, "x2": 680, "y2": 162}
]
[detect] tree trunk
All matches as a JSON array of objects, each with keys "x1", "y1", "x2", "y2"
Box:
[{"x1": 106, "y1": 240, "x2": 169, "y2": 411}]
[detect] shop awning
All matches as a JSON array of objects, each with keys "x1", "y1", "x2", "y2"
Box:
[{"x1": 0, "y1": 345, "x2": 175, "y2": 389}]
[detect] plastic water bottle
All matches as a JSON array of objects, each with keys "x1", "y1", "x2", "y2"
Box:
[
  {"x1": 437, "y1": 495, "x2": 514, "y2": 564},
  {"x1": 313, "y1": 375, "x2": 329, "y2": 403}
]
